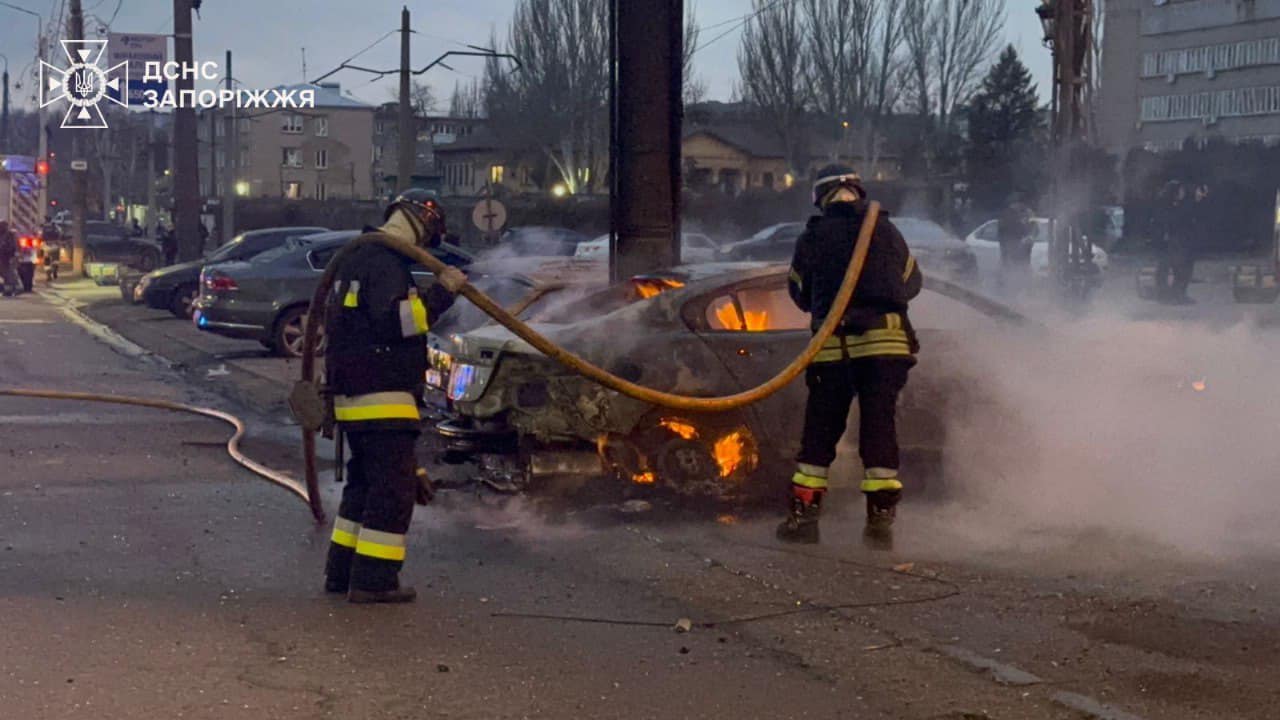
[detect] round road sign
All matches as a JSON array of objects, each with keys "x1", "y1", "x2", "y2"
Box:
[{"x1": 472, "y1": 199, "x2": 508, "y2": 233}]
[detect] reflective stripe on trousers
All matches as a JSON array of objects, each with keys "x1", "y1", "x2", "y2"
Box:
[
  {"x1": 814, "y1": 324, "x2": 911, "y2": 362},
  {"x1": 333, "y1": 391, "x2": 421, "y2": 422},
  {"x1": 861, "y1": 467, "x2": 903, "y2": 493},
  {"x1": 355, "y1": 527, "x2": 407, "y2": 562},
  {"x1": 330, "y1": 516, "x2": 361, "y2": 549}
]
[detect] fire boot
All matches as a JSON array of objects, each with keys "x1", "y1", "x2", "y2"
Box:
[
  {"x1": 863, "y1": 490, "x2": 901, "y2": 539},
  {"x1": 348, "y1": 586, "x2": 418, "y2": 604},
  {"x1": 776, "y1": 487, "x2": 824, "y2": 544}
]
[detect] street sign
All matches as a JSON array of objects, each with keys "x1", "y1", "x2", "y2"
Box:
[
  {"x1": 108, "y1": 33, "x2": 168, "y2": 105},
  {"x1": 70, "y1": 160, "x2": 89, "y2": 171},
  {"x1": 472, "y1": 199, "x2": 508, "y2": 233}
]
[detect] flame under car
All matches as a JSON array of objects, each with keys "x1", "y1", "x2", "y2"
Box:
[{"x1": 437, "y1": 262, "x2": 1010, "y2": 499}]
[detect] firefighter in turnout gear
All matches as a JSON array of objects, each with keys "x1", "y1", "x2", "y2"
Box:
[
  {"x1": 777, "y1": 166, "x2": 923, "y2": 545},
  {"x1": 323, "y1": 189, "x2": 467, "y2": 603}
]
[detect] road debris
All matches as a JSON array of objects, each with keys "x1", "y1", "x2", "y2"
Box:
[{"x1": 674, "y1": 618, "x2": 693, "y2": 634}]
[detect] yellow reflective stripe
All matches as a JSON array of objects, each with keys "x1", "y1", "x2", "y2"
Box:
[
  {"x1": 861, "y1": 477, "x2": 904, "y2": 493},
  {"x1": 814, "y1": 348, "x2": 844, "y2": 363},
  {"x1": 342, "y1": 280, "x2": 361, "y2": 308},
  {"x1": 903, "y1": 255, "x2": 917, "y2": 282},
  {"x1": 355, "y1": 528, "x2": 407, "y2": 562},
  {"x1": 788, "y1": 268, "x2": 802, "y2": 288},
  {"x1": 846, "y1": 341, "x2": 912, "y2": 359},
  {"x1": 333, "y1": 392, "x2": 421, "y2": 422},
  {"x1": 331, "y1": 516, "x2": 362, "y2": 548},
  {"x1": 885, "y1": 313, "x2": 901, "y2": 331},
  {"x1": 791, "y1": 471, "x2": 829, "y2": 490},
  {"x1": 797, "y1": 463, "x2": 828, "y2": 478},
  {"x1": 399, "y1": 294, "x2": 430, "y2": 337}
]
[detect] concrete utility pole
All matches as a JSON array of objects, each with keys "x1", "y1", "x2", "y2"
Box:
[
  {"x1": 172, "y1": 0, "x2": 202, "y2": 262},
  {"x1": 1039, "y1": 0, "x2": 1095, "y2": 298},
  {"x1": 611, "y1": 0, "x2": 683, "y2": 282},
  {"x1": 222, "y1": 49, "x2": 235, "y2": 241},
  {"x1": 146, "y1": 112, "x2": 157, "y2": 234},
  {"x1": 1, "y1": 57, "x2": 9, "y2": 153},
  {"x1": 396, "y1": 6, "x2": 414, "y2": 193},
  {"x1": 69, "y1": 0, "x2": 88, "y2": 275}
]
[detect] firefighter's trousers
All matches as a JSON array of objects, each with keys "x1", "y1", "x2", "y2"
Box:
[
  {"x1": 325, "y1": 428, "x2": 419, "y2": 592},
  {"x1": 796, "y1": 357, "x2": 912, "y2": 489}
]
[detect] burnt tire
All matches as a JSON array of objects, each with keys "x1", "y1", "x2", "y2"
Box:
[{"x1": 169, "y1": 283, "x2": 199, "y2": 319}]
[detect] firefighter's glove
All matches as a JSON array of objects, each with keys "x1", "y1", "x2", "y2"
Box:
[
  {"x1": 438, "y1": 266, "x2": 468, "y2": 294},
  {"x1": 415, "y1": 467, "x2": 436, "y2": 506},
  {"x1": 288, "y1": 380, "x2": 329, "y2": 433}
]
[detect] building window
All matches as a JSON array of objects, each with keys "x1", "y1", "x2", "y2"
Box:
[
  {"x1": 315, "y1": 149, "x2": 329, "y2": 170},
  {"x1": 490, "y1": 165, "x2": 505, "y2": 184},
  {"x1": 239, "y1": 148, "x2": 249, "y2": 168},
  {"x1": 216, "y1": 150, "x2": 225, "y2": 169},
  {"x1": 315, "y1": 116, "x2": 329, "y2": 137},
  {"x1": 215, "y1": 119, "x2": 225, "y2": 138},
  {"x1": 315, "y1": 183, "x2": 328, "y2": 201},
  {"x1": 763, "y1": 172, "x2": 775, "y2": 188},
  {"x1": 284, "y1": 181, "x2": 303, "y2": 199},
  {"x1": 373, "y1": 146, "x2": 384, "y2": 162},
  {"x1": 1141, "y1": 85, "x2": 1280, "y2": 122},
  {"x1": 282, "y1": 148, "x2": 302, "y2": 168},
  {"x1": 282, "y1": 114, "x2": 304, "y2": 134},
  {"x1": 375, "y1": 120, "x2": 385, "y2": 135},
  {"x1": 1142, "y1": 37, "x2": 1280, "y2": 78}
]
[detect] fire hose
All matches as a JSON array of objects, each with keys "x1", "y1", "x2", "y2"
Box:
[
  {"x1": 296, "y1": 203, "x2": 882, "y2": 524},
  {"x1": 0, "y1": 388, "x2": 311, "y2": 507}
]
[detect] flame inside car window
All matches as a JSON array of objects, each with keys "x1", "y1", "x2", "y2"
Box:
[
  {"x1": 633, "y1": 278, "x2": 685, "y2": 299},
  {"x1": 706, "y1": 286, "x2": 808, "y2": 332}
]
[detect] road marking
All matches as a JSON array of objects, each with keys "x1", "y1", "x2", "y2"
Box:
[
  {"x1": 1053, "y1": 692, "x2": 1148, "y2": 720},
  {"x1": 0, "y1": 319, "x2": 54, "y2": 325},
  {"x1": 933, "y1": 645, "x2": 1044, "y2": 686}
]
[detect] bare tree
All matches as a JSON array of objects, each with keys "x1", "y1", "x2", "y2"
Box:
[
  {"x1": 902, "y1": 0, "x2": 936, "y2": 118},
  {"x1": 932, "y1": 0, "x2": 1006, "y2": 130},
  {"x1": 803, "y1": 0, "x2": 874, "y2": 128},
  {"x1": 864, "y1": 0, "x2": 907, "y2": 169},
  {"x1": 737, "y1": 0, "x2": 812, "y2": 174},
  {"x1": 684, "y1": 2, "x2": 709, "y2": 106},
  {"x1": 448, "y1": 79, "x2": 484, "y2": 118},
  {"x1": 389, "y1": 80, "x2": 437, "y2": 116},
  {"x1": 484, "y1": 0, "x2": 610, "y2": 194}
]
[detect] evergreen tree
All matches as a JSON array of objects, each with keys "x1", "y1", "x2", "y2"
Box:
[{"x1": 964, "y1": 45, "x2": 1043, "y2": 215}]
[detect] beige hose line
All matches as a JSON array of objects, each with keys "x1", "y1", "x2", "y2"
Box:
[
  {"x1": 296, "y1": 203, "x2": 880, "y2": 522},
  {"x1": 0, "y1": 388, "x2": 311, "y2": 507}
]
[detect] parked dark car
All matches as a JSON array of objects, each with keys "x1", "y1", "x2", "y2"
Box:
[
  {"x1": 498, "y1": 226, "x2": 591, "y2": 256},
  {"x1": 138, "y1": 226, "x2": 329, "y2": 318},
  {"x1": 82, "y1": 221, "x2": 163, "y2": 273},
  {"x1": 716, "y1": 222, "x2": 806, "y2": 262},
  {"x1": 193, "y1": 230, "x2": 473, "y2": 357}
]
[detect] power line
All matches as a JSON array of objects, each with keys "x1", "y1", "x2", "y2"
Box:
[{"x1": 694, "y1": 0, "x2": 794, "y2": 56}]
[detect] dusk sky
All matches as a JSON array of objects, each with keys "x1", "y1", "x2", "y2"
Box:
[{"x1": 0, "y1": 0, "x2": 1051, "y2": 111}]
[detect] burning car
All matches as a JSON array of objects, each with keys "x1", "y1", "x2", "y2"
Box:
[{"x1": 438, "y1": 262, "x2": 1010, "y2": 499}]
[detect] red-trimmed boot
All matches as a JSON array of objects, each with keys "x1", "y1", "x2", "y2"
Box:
[{"x1": 777, "y1": 467, "x2": 828, "y2": 544}]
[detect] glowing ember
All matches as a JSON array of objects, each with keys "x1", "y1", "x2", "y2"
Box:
[
  {"x1": 1192, "y1": 378, "x2": 1207, "y2": 392},
  {"x1": 634, "y1": 278, "x2": 686, "y2": 299},
  {"x1": 659, "y1": 418, "x2": 699, "y2": 440},
  {"x1": 713, "y1": 431, "x2": 747, "y2": 478},
  {"x1": 633, "y1": 471, "x2": 657, "y2": 485},
  {"x1": 716, "y1": 514, "x2": 738, "y2": 525}
]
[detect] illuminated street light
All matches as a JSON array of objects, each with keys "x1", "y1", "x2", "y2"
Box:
[
  {"x1": 234, "y1": 180, "x2": 250, "y2": 197},
  {"x1": 551, "y1": 183, "x2": 568, "y2": 198}
]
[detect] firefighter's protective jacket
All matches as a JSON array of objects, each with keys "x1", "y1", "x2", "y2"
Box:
[
  {"x1": 788, "y1": 201, "x2": 922, "y2": 361},
  {"x1": 325, "y1": 232, "x2": 455, "y2": 429}
]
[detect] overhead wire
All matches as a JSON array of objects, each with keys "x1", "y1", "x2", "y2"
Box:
[{"x1": 694, "y1": 0, "x2": 795, "y2": 56}]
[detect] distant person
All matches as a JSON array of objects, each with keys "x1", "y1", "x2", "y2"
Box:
[
  {"x1": 197, "y1": 221, "x2": 210, "y2": 251},
  {"x1": 131, "y1": 218, "x2": 143, "y2": 237},
  {"x1": 1156, "y1": 181, "x2": 1195, "y2": 305},
  {"x1": 160, "y1": 224, "x2": 178, "y2": 266},
  {"x1": 0, "y1": 221, "x2": 18, "y2": 297},
  {"x1": 997, "y1": 198, "x2": 1034, "y2": 275}
]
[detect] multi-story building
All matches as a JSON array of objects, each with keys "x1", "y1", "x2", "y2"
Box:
[
  {"x1": 1099, "y1": 0, "x2": 1280, "y2": 155},
  {"x1": 369, "y1": 106, "x2": 486, "y2": 198},
  {"x1": 201, "y1": 82, "x2": 375, "y2": 201}
]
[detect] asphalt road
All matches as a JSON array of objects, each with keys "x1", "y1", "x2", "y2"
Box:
[{"x1": 2, "y1": 282, "x2": 1279, "y2": 719}]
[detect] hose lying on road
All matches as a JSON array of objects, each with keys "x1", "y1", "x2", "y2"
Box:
[
  {"x1": 298, "y1": 203, "x2": 881, "y2": 522},
  {"x1": 0, "y1": 388, "x2": 311, "y2": 510}
]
